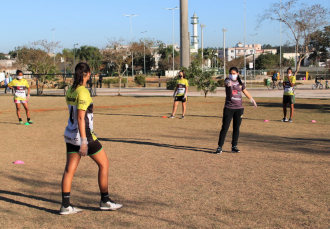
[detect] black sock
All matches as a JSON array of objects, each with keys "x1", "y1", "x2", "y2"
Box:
[
  {"x1": 27, "y1": 118, "x2": 30, "y2": 122},
  {"x1": 19, "y1": 118, "x2": 22, "y2": 122},
  {"x1": 101, "y1": 192, "x2": 109, "y2": 203},
  {"x1": 62, "y1": 192, "x2": 70, "y2": 208}
]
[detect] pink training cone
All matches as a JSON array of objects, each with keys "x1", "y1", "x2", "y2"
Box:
[
  {"x1": 264, "y1": 120, "x2": 269, "y2": 122},
  {"x1": 13, "y1": 160, "x2": 25, "y2": 164},
  {"x1": 311, "y1": 120, "x2": 316, "y2": 123}
]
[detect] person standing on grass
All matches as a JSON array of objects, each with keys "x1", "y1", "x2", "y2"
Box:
[
  {"x1": 215, "y1": 67, "x2": 257, "y2": 154},
  {"x1": 98, "y1": 72, "x2": 103, "y2": 88},
  {"x1": 60, "y1": 62, "x2": 122, "y2": 215},
  {"x1": 168, "y1": 70, "x2": 189, "y2": 119},
  {"x1": 281, "y1": 67, "x2": 295, "y2": 123},
  {"x1": 4, "y1": 74, "x2": 10, "y2": 93},
  {"x1": 7, "y1": 70, "x2": 34, "y2": 124}
]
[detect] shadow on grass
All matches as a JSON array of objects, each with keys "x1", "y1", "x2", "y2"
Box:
[
  {"x1": 95, "y1": 113, "x2": 160, "y2": 118},
  {"x1": 257, "y1": 102, "x2": 330, "y2": 113},
  {"x1": 98, "y1": 137, "x2": 215, "y2": 154}
]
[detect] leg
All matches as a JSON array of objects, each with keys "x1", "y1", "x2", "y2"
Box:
[
  {"x1": 171, "y1": 101, "x2": 179, "y2": 116},
  {"x1": 22, "y1": 102, "x2": 30, "y2": 119},
  {"x1": 290, "y1": 104, "x2": 294, "y2": 119},
  {"x1": 90, "y1": 149, "x2": 110, "y2": 193},
  {"x1": 182, "y1": 101, "x2": 186, "y2": 116},
  {"x1": 283, "y1": 103, "x2": 287, "y2": 118},
  {"x1": 218, "y1": 108, "x2": 234, "y2": 147},
  {"x1": 61, "y1": 153, "x2": 81, "y2": 193},
  {"x1": 15, "y1": 103, "x2": 21, "y2": 119},
  {"x1": 232, "y1": 109, "x2": 244, "y2": 147}
]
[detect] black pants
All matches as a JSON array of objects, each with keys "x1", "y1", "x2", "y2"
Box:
[{"x1": 218, "y1": 107, "x2": 244, "y2": 147}]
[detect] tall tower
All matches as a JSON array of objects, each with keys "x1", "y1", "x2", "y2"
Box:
[{"x1": 190, "y1": 13, "x2": 199, "y2": 51}]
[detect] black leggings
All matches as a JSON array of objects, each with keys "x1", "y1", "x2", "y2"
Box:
[{"x1": 218, "y1": 107, "x2": 244, "y2": 147}]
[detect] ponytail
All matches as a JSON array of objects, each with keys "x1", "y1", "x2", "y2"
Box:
[{"x1": 71, "y1": 62, "x2": 90, "y2": 91}]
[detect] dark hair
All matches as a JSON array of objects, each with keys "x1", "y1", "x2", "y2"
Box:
[
  {"x1": 179, "y1": 70, "x2": 186, "y2": 79},
  {"x1": 72, "y1": 62, "x2": 91, "y2": 91},
  {"x1": 287, "y1": 67, "x2": 292, "y2": 74},
  {"x1": 229, "y1": 66, "x2": 243, "y2": 85},
  {"x1": 16, "y1": 70, "x2": 23, "y2": 75}
]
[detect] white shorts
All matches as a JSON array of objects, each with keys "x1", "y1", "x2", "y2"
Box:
[{"x1": 14, "y1": 99, "x2": 27, "y2": 104}]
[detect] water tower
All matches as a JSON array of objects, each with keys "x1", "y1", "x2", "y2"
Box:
[{"x1": 190, "y1": 13, "x2": 199, "y2": 51}]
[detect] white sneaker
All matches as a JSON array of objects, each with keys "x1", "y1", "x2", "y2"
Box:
[
  {"x1": 100, "y1": 200, "x2": 123, "y2": 211},
  {"x1": 59, "y1": 205, "x2": 83, "y2": 215}
]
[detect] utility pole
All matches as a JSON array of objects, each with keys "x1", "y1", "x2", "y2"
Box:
[
  {"x1": 123, "y1": 14, "x2": 139, "y2": 80},
  {"x1": 222, "y1": 28, "x2": 227, "y2": 79},
  {"x1": 141, "y1": 31, "x2": 147, "y2": 75},
  {"x1": 73, "y1": 43, "x2": 78, "y2": 73},
  {"x1": 164, "y1": 7, "x2": 179, "y2": 78},
  {"x1": 250, "y1": 33, "x2": 258, "y2": 82},
  {"x1": 51, "y1": 28, "x2": 55, "y2": 65},
  {"x1": 200, "y1": 23, "x2": 206, "y2": 71},
  {"x1": 180, "y1": 0, "x2": 189, "y2": 68},
  {"x1": 243, "y1": 0, "x2": 246, "y2": 86}
]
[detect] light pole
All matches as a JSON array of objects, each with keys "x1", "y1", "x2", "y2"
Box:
[
  {"x1": 250, "y1": 33, "x2": 258, "y2": 82},
  {"x1": 73, "y1": 43, "x2": 78, "y2": 73},
  {"x1": 222, "y1": 28, "x2": 227, "y2": 79},
  {"x1": 51, "y1": 28, "x2": 55, "y2": 65},
  {"x1": 280, "y1": 0, "x2": 282, "y2": 77},
  {"x1": 141, "y1": 31, "x2": 147, "y2": 75},
  {"x1": 200, "y1": 23, "x2": 206, "y2": 71},
  {"x1": 164, "y1": 6, "x2": 179, "y2": 78},
  {"x1": 123, "y1": 14, "x2": 139, "y2": 80}
]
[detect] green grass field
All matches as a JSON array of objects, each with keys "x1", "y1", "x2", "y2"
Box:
[{"x1": 0, "y1": 96, "x2": 329, "y2": 228}]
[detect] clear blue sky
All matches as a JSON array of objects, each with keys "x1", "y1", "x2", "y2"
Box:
[{"x1": 1, "y1": 0, "x2": 329, "y2": 53}]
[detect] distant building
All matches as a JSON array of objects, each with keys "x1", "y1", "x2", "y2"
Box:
[
  {"x1": 190, "y1": 13, "x2": 199, "y2": 53},
  {"x1": 219, "y1": 42, "x2": 277, "y2": 61}
]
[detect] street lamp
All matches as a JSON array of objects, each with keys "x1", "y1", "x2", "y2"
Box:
[
  {"x1": 222, "y1": 28, "x2": 227, "y2": 79},
  {"x1": 141, "y1": 31, "x2": 147, "y2": 75},
  {"x1": 250, "y1": 33, "x2": 258, "y2": 82},
  {"x1": 243, "y1": 0, "x2": 246, "y2": 86},
  {"x1": 200, "y1": 23, "x2": 206, "y2": 71},
  {"x1": 123, "y1": 14, "x2": 139, "y2": 80},
  {"x1": 51, "y1": 28, "x2": 55, "y2": 65},
  {"x1": 73, "y1": 43, "x2": 78, "y2": 73},
  {"x1": 164, "y1": 6, "x2": 179, "y2": 78}
]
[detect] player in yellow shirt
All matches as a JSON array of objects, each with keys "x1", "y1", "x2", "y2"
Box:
[
  {"x1": 168, "y1": 70, "x2": 189, "y2": 119},
  {"x1": 281, "y1": 67, "x2": 296, "y2": 122},
  {"x1": 7, "y1": 70, "x2": 34, "y2": 124},
  {"x1": 60, "y1": 62, "x2": 122, "y2": 215}
]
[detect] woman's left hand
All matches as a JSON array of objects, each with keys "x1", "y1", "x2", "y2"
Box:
[{"x1": 250, "y1": 98, "x2": 257, "y2": 108}]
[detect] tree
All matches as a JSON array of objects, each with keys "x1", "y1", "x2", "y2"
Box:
[
  {"x1": 308, "y1": 26, "x2": 330, "y2": 63},
  {"x1": 0, "y1": 53, "x2": 6, "y2": 60},
  {"x1": 102, "y1": 38, "x2": 128, "y2": 96},
  {"x1": 257, "y1": 0, "x2": 329, "y2": 76},
  {"x1": 255, "y1": 53, "x2": 293, "y2": 69},
  {"x1": 75, "y1": 46, "x2": 103, "y2": 72}
]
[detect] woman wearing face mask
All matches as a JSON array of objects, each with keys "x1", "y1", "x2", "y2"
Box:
[
  {"x1": 60, "y1": 62, "x2": 122, "y2": 215},
  {"x1": 168, "y1": 70, "x2": 189, "y2": 119},
  {"x1": 7, "y1": 70, "x2": 34, "y2": 124},
  {"x1": 215, "y1": 67, "x2": 257, "y2": 154},
  {"x1": 281, "y1": 67, "x2": 295, "y2": 122}
]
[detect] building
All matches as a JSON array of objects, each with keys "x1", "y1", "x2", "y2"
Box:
[
  {"x1": 190, "y1": 13, "x2": 199, "y2": 53},
  {"x1": 219, "y1": 42, "x2": 277, "y2": 61}
]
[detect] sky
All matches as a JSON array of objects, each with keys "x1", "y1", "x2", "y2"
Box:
[{"x1": 1, "y1": 0, "x2": 330, "y2": 54}]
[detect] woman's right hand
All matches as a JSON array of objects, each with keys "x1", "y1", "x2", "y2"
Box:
[{"x1": 79, "y1": 137, "x2": 88, "y2": 156}]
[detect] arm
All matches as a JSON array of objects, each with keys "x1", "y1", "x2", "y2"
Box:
[
  {"x1": 27, "y1": 88, "x2": 30, "y2": 99},
  {"x1": 287, "y1": 76, "x2": 294, "y2": 87},
  {"x1": 184, "y1": 85, "x2": 188, "y2": 98},
  {"x1": 77, "y1": 109, "x2": 88, "y2": 156},
  {"x1": 242, "y1": 89, "x2": 257, "y2": 108}
]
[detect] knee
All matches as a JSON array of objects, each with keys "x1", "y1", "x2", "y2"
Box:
[
  {"x1": 99, "y1": 160, "x2": 109, "y2": 171},
  {"x1": 64, "y1": 165, "x2": 77, "y2": 175}
]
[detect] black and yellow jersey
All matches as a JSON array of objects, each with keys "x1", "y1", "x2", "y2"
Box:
[
  {"x1": 8, "y1": 79, "x2": 29, "y2": 100},
  {"x1": 176, "y1": 79, "x2": 189, "y2": 96},
  {"x1": 64, "y1": 85, "x2": 97, "y2": 145}
]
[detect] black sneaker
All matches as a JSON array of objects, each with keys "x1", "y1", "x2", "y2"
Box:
[
  {"x1": 289, "y1": 118, "x2": 292, "y2": 122},
  {"x1": 181, "y1": 116, "x2": 185, "y2": 119},
  {"x1": 214, "y1": 146, "x2": 222, "y2": 154},
  {"x1": 231, "y1": 146, "x2": 240, "y2": 153}
]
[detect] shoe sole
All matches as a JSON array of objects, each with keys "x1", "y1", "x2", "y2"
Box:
[
  {"x1": 59, "y1": 210, "x2": 83, "y2": 215},
  {"x1": 231, "y1": 151, "x2": 240, "y2": 153},
  {"x1": 100, "y1": 205, "x2": 123, "y2": 211}
]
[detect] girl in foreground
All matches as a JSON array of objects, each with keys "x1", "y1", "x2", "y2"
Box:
[
  {"x1": 215, "y1": 67, "x2": 257, "y2": 154},
  {"x1": 60, "y1": 62, "x2": 122, "y2": 215}
]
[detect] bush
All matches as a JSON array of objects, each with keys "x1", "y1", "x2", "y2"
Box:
[
  {"x1": 216, "y1": 79, "x2": 225, "y2": 87},
  {"x1": 57, "y1": 81, "x2": 68, "y2": 89},
  {"x1": 188, "y1": 78, "x2": 196, "y2": 86},
  {"x1": 166, "y1": 78, "x2": 177, "y2": 90},
  {"x1": 134, "y1": 75, "x2": 146, "y2": 85},
  {"x1": 103, "y1": 77, "x2": 127, "y2": 87}
]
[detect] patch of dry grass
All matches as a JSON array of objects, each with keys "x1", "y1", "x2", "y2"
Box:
[{"x1": 0, "y1": 96, "x2": 329, "y2": 228}]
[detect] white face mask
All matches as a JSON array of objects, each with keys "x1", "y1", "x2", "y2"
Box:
[
  {"x1": 17, "y1": 76, "x2": 22, "y2": 80},
  {"x1": 229, "y1": 74, "x2": 238, "y2": 80}
]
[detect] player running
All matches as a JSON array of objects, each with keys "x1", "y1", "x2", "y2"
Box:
[
  {"x1": 60, "y1": 62, "x2": 122, "y2": 215},
  {"x1": 281, "y1": 67, "x2": 295, "y2": 122},
  {"x1": 215, "y1": 67, "x2": 257, "y2": 154},
  {"x1": 168, "y1": 70, "x2": 189, "y2": 119},
  {"x1": 7, "y1": 70, "x2": 34, "y2": 124}
]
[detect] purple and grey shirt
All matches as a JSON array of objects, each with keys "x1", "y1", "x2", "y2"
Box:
[{"x1": 224, "y1": 78, "x2": 246, "y2": 109}]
